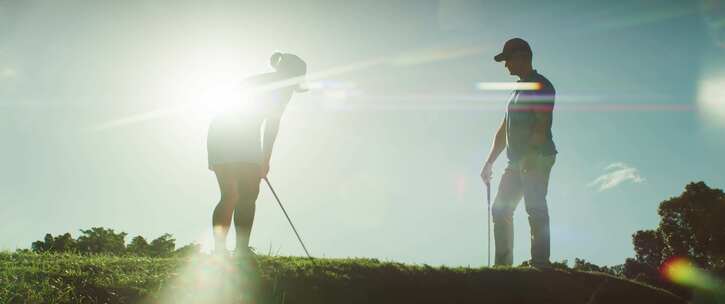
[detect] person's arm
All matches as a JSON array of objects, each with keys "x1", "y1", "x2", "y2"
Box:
[
  {"x1": 259, "y1": 89, "x2": 293, "y2": 177},
  {"x1": 486, "y1": 117, "x2": 507, "y2": 165},
  {"x1": 260, "y1": 112, "x2": 283, "y2": 178},
  {"x1": 481, "y1": 117, "x2": 507, "y2": 182}
]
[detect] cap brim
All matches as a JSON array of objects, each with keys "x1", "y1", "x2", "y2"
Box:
[{"x1": 494, "y1": 53, "x2": 507, "y2": 62}]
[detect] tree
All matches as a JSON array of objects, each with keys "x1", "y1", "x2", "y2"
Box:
[
  {"x1": 608, "y1": 264, "x2": 625, "y2": 277},
  {"x1": 127, "y1": 236, "x2": 151, "y2": 256},
  {"x1": 174, "y1": 243, "x2": 201, "y2": 257},
  {"x1": 148, "y1": 233, "x2": 175, "y2": 257},
  {"x1": 520, "y1": 259, "x2": 570, "y2": 270},
  {"x1": 657, "y1": 182, "x2": 725, "y2": 268},
  {"x1": 573, "y1": 258, "x2": 602, "y2": 272},
  {"x1": 624, "y1": 182, "x2": 725, "y2": 298},
  {"x1": 31, "y1": 233, "x2": 76, "y2": 253},
  {"x1": 623, "y1": 258, "x2": 659, "y2": 283},
  {"x1": 27, "y1": 228, "x2": 199, "y2": 258},
  {"x1": 51, "y1": 233, "x2": 76, "y2": 252},
  {"x1": 76, "y1": 227, "x2": 127, "y2": 255},
  {"x1": 31, "y1": 234, "x2": 54, "y2": 253},
  {"x1": 632, "y1": 230, "x2": 664, "y2": 268},
  {"x1": 628, "y1": 182, "x2": 725, "y2": 273},
  {"x1": 572, "y1": 258, "x2": 624, "y2": 277}
]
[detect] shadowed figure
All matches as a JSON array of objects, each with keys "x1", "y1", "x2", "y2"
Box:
[
  {"x1": 208, "y1": 52, "x2": 307, "y2": 256},
  {"x1": 481, "y1": 38, "x2": 557, "y2": 267}
]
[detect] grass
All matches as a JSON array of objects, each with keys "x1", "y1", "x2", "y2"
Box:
[{"x1": 0, "y1": 252, "x2": 684, "y2": 304}]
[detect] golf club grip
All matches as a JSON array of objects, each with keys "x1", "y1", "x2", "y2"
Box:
[{"x1": 486, "y1": 182, "x2": 491, "y2": 204}]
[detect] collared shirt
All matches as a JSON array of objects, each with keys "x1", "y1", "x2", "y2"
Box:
[{"x1": 505, "y1": 70, "x2": 558, "y2": 162}]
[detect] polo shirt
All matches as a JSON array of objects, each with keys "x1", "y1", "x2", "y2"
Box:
[{"x1": 505, "y1": 70, "x2": 558, "y2": 161}]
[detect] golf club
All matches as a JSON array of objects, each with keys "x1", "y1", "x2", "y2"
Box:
[
  {"x1": 486, "y1": 181, "x2": 491, "y2": 267},
  {"x1": 263, "y1": 177, "x2": 313, "y2": 260}
]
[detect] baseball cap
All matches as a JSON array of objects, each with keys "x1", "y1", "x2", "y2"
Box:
[{"x1": 494, "y1": 38, "x2": 532, "y2": 62}]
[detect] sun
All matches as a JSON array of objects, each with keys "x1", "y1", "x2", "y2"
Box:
[
  {"x1": 156, "y1": 46, "x2": 265, "y2": 124},
  {"x1": 697, "y1": 73, "x2": 725, "y2": 128},
  {"x1": 91, "y1": 44, "x2": 275, "y2": 132}
]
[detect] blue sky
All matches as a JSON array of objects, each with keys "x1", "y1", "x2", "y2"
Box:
[{"x1": 1, "y1": 0, "x2": 724, "y2": 267}]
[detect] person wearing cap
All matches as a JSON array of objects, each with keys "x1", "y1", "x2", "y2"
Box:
[
  {"x1": 207, "y1": 52, "x2": 307, "y2": 257},
  {"x1": 481, "y1": 38, "x2": 557, "y2": 267}
]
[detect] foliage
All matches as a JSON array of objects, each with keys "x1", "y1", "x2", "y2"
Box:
[
  {"x1": 32, "y1": 233, "x2": 77, "y2": 254},
  {"x1": 76, "y1": 227, "x2": 128, "y2": 255},
  {"x1": 173, "y1": 243, "x2": 201, "y2": 257},
  {"x1": 624, "y1": 181, "x2": 725, "y2": 298},
  {"x1": 126, "y1": 236, "x2": 150, "y2": 256},
  {"x1": 519, "y1": 259, "x2": 570, "y2": 270},
  {"x1": 572, "y1": 258, "x2": 623, "y2": 277},
  {"x1": 657, "y1": 182, "x2": 725, "y2": 268},
  {"x1": 30, "y1": 228, "x2": 194, "y2": 258},
  {"x1": 148, "y1": 234, "x2": 175, "y2": 257}
]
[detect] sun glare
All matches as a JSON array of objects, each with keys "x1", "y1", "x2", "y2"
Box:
[
  {"x1": 152, "y1": 252, "x2": 261, "y2": 304},
  {"x1": 157, "y1": 46, "x2": 258, "y2": 124},
  {"x1": 697, "y1": 73, "x2": 725, "y2": 127}
]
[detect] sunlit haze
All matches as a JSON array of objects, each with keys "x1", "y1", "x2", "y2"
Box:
[{"x1": 1, "y1": 0, "x2": 724, "y2": 268}]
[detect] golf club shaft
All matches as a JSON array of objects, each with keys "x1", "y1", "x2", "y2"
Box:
[
  {"x1": 263, "y1": 177, "x2": 313, "y2": 259},
  {"x1": 486, "y1": 181, "x2": 491, "y2": 267}
]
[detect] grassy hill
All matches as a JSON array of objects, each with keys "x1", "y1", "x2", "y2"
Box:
[{"x1": 0, "y1": 252, "x2": 684, "y2": 304}]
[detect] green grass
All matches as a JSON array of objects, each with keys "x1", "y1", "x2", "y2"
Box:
[{"x1": 0, "y1": 252, "x2": 684, "y2": 304}]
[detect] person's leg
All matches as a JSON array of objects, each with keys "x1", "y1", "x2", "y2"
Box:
[
  {"x1": 491, "y1": 163, "x2": 524, "y2": 266},
  {"x1": 521, "y1": 154, "x2": 555, "y2": 267},
  {"x1": 233, "y1": 164, "x2": 261, "y2": 254},
  {"x1": 212, "y1": 165, "x2": 241, "y2": 254}
]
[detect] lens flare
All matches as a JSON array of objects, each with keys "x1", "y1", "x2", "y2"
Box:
[
  {"x1": 697, "y1": 73, "x2": 725, "y2": 127},
  {"x1": 391, "y1": 45, "x2": 487, "y2": 66},
  {"x1": 151, "y1": 253, "x2": 262, "y2": 304},
  {"x1": 307, "y1": 80, "x2": 360, "y2": 100},
  {"x1": 89, "y1": 42, "x2": 490, "y2": 132},
  {"x1": 476, "y1": 82, "x2": 542, "y2": 91},
  {"x1": 661, "y1": 257, "x2": 722, "y2": 292}
]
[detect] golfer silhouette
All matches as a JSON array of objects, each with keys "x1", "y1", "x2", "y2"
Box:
[{"x1": 208, "y1": 52, "x2": 307, "y2": 257}]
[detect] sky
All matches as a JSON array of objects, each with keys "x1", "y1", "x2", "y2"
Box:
[{"x1": 1, "y1": 0, "x2": 724, "y2": 267}]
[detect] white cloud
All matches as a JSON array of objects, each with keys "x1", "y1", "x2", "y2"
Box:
[{"x1": 588, "y1": 162, "x2": 645, "y2": 191}]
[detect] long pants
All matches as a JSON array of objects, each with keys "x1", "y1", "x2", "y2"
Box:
[{"x1": 492, "y1": 154, "x2": 555, "y2": 266}]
